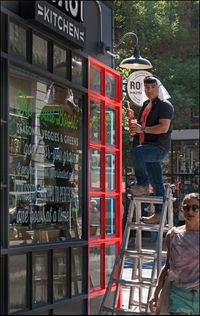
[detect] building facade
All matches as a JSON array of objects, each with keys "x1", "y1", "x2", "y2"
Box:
[{"x1": 0, "y1": 1, "x2": 122, "y2": 314}]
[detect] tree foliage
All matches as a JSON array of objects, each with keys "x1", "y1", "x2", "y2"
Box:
[{"x1": 113, "y1": 0, "x2": 199, "y2": 130}]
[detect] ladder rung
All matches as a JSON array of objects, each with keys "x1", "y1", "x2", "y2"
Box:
[
  {"x1": 113, "y1": 307, "x2": 149, "y2": 315},
  {"x1": 124, "y1": 249, "x2": 157, "y2": 259},
  {"x1": 114, "y1": 278, "x2": 156, "y2": 287},
  {"x1": 134, "y1": 195, "x2": 164, "y2": 203},
  {"x1": 129, "y1": 222, "x2": 171, "y2": 232}
]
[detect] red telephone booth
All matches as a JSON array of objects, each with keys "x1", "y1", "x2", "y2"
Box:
[{"x1": 88, "y1": 57, "x2": 122, "y2": 312}]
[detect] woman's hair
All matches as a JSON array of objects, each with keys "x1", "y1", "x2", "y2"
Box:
[{"x1": 182, "y1": 192, "x2": 199, "y2": 205}]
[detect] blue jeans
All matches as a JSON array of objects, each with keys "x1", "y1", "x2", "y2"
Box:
[{"x1": 132, "y1": 144, "x2": 168, "y2": 214}]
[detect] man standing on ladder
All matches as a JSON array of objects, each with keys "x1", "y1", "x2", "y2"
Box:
[{"x1": 126, "y1": 75, "x2": 174, "y2": 224}]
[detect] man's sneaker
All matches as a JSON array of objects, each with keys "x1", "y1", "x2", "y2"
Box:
[
  {"x1": 128, "y1": 184, "x2": 149, "y2": 196},
  {"x1": 141, "y1": 213, "x2": 160, "y2": 224}
]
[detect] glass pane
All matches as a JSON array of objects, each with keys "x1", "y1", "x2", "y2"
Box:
[
  {"x1": 106, "y1": 153, "x2": 116, "y2": 190},
  {"x1": 54, "y1": 45, "x2": 67, "y2": 77},
  {"x1": 53, "y1": 249, "x2": 67, "y2": 300},
  {"x1": 90, "y1": 100, "x2": 101, "y2": 141},
  {"x1": 90, "y1": 247, "x2": 101, "y2": 289},
  {"x1": 106, "y1": 107, "x2": 116, "y2": 146},
  {"x1": 106, "y1": 198, "x2": 116, "y2": 235},
  {"x1": 9, "y1": 73, "x2": 83, "y2": 245},
  {"x1": 32, "y1": 34, "x2": 48, "y2": 69},
  {"x1": 9, "y1": 21, "x2": 26, "y2": 59},
  {"x1": 90, "y1": 149, "x2": 101, "y2": 189},
  {"x1": 32, "y1": 252, "x2": 48, "y2": 305},
  {"x1": 9, "y1": 255, "x2": 27, "y2": 313},
  {"x1": 71, "y1": 248, "x2": 83, "y2": 296},
  {"x1": 90, "y1": 66, "x2": 102, "y2": 93},
  {"x1": 90, "y1": 197, "x2": 101, "y2": 236},
  {"x1": 105, "y1": 244, "x2": 116, "y2": 284},
  {"x1": 72, "y1": 53, "x2": 83, "y2": 85},
  {"x1": 106, "y1": 73, "x2": 116, "y2": 99}
]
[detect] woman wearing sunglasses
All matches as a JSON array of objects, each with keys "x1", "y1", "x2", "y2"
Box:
[{"x1": 149, "y1": 192, "x2": 199, "y2": 315}]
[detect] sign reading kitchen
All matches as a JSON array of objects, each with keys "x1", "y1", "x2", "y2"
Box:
[{"x1": 21, "y1": 1, "x2": 85, "y2": 48}]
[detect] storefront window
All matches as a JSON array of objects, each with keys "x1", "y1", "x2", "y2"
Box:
[
  {"x1": 54, "y1": 45, "x2": 67, "y2": 78},
  {"x1": 32, "y1": 252, "x2": 48, "y2": 305},
  {"x1": 90, "y1": 197, "x2": 101, "y2": 237},
  {"x1": 9, "y1": 71, "x2": 83, "y2": 245},
  {"x1": 72, "y1": 53, "x2": 83, "y2": 85},
  {"x1": 9, "y1": 255, "x2": 27, "y2": 313},
  {"x1": 71, "y1": 247, "x2": 83, "y2": 296},
  {"x1": 32, "y1": 33, "x2": 48, "y2": 69},
  {"x1": 9, "y1": 21, "x2": 26, "y2": 59},
  {"x1": 106, "y1": 198, "x2": 116, "y2": 235},
  {"x1": 90, "y1": 66, "x2": 102, "y2": 93},
  {"x1": 53, "y1": 249, "x2": 67, "y2": 300}
]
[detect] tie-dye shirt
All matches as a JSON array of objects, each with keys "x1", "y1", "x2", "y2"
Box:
[{"x1": 168, "y1": 226, "x2": 199, "y2": 289}]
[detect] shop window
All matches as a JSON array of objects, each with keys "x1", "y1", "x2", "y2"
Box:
[
  {"x1": 106, "y1": 107, "x2": 116, "y2": 146},
  {"x1": 32, "y1": 33, "x2": 48, "y2": 69},
  {"x1": 89, "y1": 197, "x2": 101, "y2": 237},
  {"x1": 106, "y1": 153, "x2": 116, "y2": 190},
  {"x1": 106, "y1": 198, "x2": 116, "y2": 235},
  {"x1": 72, "y1": 53, "x2": 83, "y2": 85},
  {"x1": 106, "y1": 73, "x2": 116, "y2": 99},
  {"x1": 53, "y1": 301, "x2": 84, "y2": 315},
  {"x1": 53, "y1": 249, "x2": 67, "y2": 300},
  {"x1": 53, "y1": 45, "x2": 67, "y2": 78},
  {"x1": 8, "y1": 72, "x2": 83, "y2": 245},
  {"x1": 90, "y1": 66, "x2": 102, "y2": 93},
  {"x1": 90, "y1": 247, "x2": 101, "y2": 289},
  {"x1": 71, "y1": 247, "x2": 83, "y2": 296},
  {"x1": 90, "y1": 149, "x2": 101, "y2": 189},
  {"x1": 90, "y1": 100, "x2": 102, "y2": 142},
  {"x1": 9, "y1": 254, "x2": 27, "y2": 313},
  {"x1": 9, "y1": 21, "x2": 26, "y2": 59},
  {"x1": 105, "y1": 244, "x2": 116, "y2": 284},
  {"x1": 32, "y1": 252, "x2": 48, "y2": 305}
]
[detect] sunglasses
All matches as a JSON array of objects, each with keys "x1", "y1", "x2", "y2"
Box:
[{"x1": 182, "y1": 204, "x2": 199, "y2": 212}]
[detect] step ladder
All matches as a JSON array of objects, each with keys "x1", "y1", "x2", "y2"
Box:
[{"x1": 98, "y1": 183, "x2": 174, "y2": 315}]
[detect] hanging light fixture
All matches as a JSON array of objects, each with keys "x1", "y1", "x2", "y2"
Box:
[{"x1": 106, "y1": 32, "x2": 152, "y2": 70}]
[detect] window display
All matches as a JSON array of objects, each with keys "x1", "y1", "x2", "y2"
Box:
[{"x1": 9, "y1": 71, "x2": 83, "y2": 245}]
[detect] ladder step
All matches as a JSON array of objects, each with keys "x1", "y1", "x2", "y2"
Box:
[
  {"x1": 114, "y1": 278, "x2": 156, "y2": 287},
  {"x1": 101, "y1": 306, "x2": 149, "y2": 315},
  {"x1": 129, "y1": 222, "x2": 171, "y2": 232},
  {"x1": 134, "y1": 195, "x2": 164, "y2": 203},
  {"x1": 124, "y1": 249, "x2": 167, "y2": 259}
]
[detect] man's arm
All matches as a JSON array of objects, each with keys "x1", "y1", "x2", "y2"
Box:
[{"x1": 130, "y1": 118, "x2": 171, "y2": 134}]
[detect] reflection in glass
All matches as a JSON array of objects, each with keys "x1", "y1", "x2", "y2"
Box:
[
  {"x1": 105, "y1": 244, "x2": 116, "y2": 284},
  {"x1": 90, "y1": 197, "x2": 101, "y2": 236},
  {"x1": 106, "y1": 73, "x2": 116, "y2": 99},
  {"x1": 8, "y1": 73, "x2": 83, "y2": 245},
  {"x1": 32, "y1": 252, "x2": 48, "y2": 305},
  {"x1": 9, "y1": 21, "x2": 26, "y2": 59},
  {"x1": 90, "y1": 100, "x2": 101, "y2": 141},
  {"x1": 32, "y1": 34, "x2": 48, "y2": 69},
  {"x1": 90, "y1": 66, "x2": 102, "y2": 93},
  {"x1": 72, "y1": 248, "x2": 83, "y2": 296},
  {"x1": 9, "y1": 255, "x2": 27, "y2": 313},
  {"x1": 106, "y1": 153, "x2": 116, "y2": 190},
  {"x1": 54, "y1": 45, "x2": 67, "y2": 77},
  {"x1": 53, "y1": 249, "x2": 67, "y2": 300},
  {"x1": 106, "y1": 198, "x2": 116, "y2": 235},
  {"x1": 90, "y1": 149, "x2": 101, "y2": 189},
  {"x1": 72, "y1": 53, "x2": 83, "y2": 85},
  {"x1": 90, "y1": 247, "x2": 101, "y2": 289},
  {"x1": 106, "y1": 107, "x2": 116, "y2": 146}
]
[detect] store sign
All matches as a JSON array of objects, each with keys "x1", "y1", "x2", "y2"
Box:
[
  {"x1": 21, "y1": 1, "x2": 85, "y2": 48},
  {"x1": 47, "y1": 0, "x2": 84, "y2": 22},
  {"x1": 126, "y1": 70, "x2": 152, "y2": 106}
]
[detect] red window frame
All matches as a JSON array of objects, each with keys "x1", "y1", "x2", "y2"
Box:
[{"x1": 88, "y1": 57, "x2": 122, "y2": 302}]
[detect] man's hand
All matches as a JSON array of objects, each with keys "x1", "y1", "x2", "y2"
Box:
[
  {"x1": 129, "y1": 121, "x2": 143, "y2": 134},
  {"x1": 149, "y1": 295, "x2": 159, "y2": 314}
]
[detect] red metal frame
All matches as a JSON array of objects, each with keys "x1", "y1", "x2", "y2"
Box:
[{"x1": 88, "y1": 57, "x2": 122, "y2": 306}]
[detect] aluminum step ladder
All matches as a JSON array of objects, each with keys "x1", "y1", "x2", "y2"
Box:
[{"x1": 98, "y1": 183, "x2": 174, "y2": 315}]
